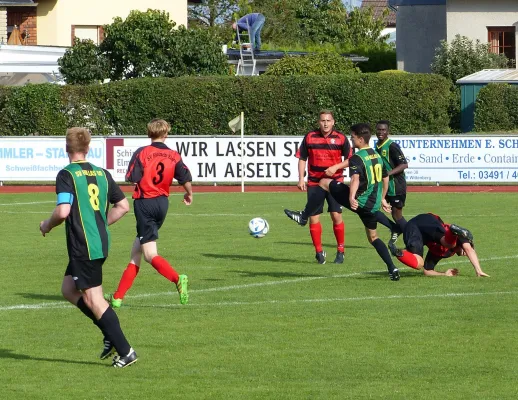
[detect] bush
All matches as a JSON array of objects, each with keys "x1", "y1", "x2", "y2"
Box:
[
  {"x1": 474, "y1": 83, "x2": 513, "y2": 132},
  {"x1": 264, "y1": 52, "x2": 360, "y2": 76},
  {"x1": 0, "y1": 73, "x2": 452, "y2": 136}
]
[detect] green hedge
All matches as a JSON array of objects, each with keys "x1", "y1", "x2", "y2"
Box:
[
  {"x1": 474, "y1": 83, "x2": 518, "y2": 132},
  {"x1": 0, "y1": 73, "x2": 451, "y2": 136}
]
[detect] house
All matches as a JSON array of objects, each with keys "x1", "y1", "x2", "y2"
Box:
[
  {"x1": 0, "y1": 0, "x2": 192, "y2": 47},
  {"x1": 360, "y1": 0, "x2": 396, "y2": 45},
  {"x1": 389, "y1": 0, "x2": 518, "y2": 73}
]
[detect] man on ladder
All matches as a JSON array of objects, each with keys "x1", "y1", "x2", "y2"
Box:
[{"x1": 232, "y1": 13, "x2": 266, "y2": 53}]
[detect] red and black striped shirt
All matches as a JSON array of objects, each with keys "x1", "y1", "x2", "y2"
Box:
[
  {"x1": 125, "y1": 142, "x2": 192, "y2": 199},
  {"x1": 296, "y1": 130, "x2": 352, "y2": 186}
]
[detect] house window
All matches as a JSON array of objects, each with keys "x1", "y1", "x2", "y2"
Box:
[
  {"x1": 73, "y1": 25, "x2": 101, "y2": 44},
  {"x1": 488, "y1": 26, "x2": 516, "y2": 62}
]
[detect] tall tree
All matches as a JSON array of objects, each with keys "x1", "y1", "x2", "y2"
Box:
[{"x1": 189, "y1": 0, "x2": 239, "y2": 27}]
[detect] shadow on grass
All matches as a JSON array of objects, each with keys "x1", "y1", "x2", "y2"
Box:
[
  {"x1": 0, "y1": 348, "x2": 105, "y2": 366},
  {"x1": 361, "y1": 270, "x2": 422, "y2": 279},
  {"x1": 277, "y1": 241, "x2": 367, "y2": 249},
  {"x1": 230, "y1": 269, "x2": 323, "y2": 278},
  {"x1": 203, "y1": 253, "x2": 299, "y2": 263},
  {"x1": 16, "y1": 293, "x2": 63, "y2": 301}
]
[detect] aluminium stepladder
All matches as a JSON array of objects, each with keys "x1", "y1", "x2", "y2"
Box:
[{"x1": 235, "y1": 19, "x2": 258, "y2": 76}]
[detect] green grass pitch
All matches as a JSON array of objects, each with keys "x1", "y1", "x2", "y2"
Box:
[{"x1": 0, "y1": 190, "x2": 517, "y2": 399}]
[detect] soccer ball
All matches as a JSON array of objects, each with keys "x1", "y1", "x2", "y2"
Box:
[{"x1": 248, "y1": 217, "x2": 269, "y2": 238}]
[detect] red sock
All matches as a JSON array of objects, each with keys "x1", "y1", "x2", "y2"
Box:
[
  {"x1": 114, "y1": 263, "x2": 140, "y2": 300},
  {"x1": 151, "y1": 255, "x2": 179, "y2": 284},
  {"x1": 397, "y1": 250, "x2": 420, "y2": 269},
  {"x1": 333, "y1": 222, "x2": 345, "y2": 253},
  {"x1": 444, "y1": 225, "x2": 457, "y2": 247},
  {"x1": 309, "y1": 222, "x2": 323, "y2": 253}
]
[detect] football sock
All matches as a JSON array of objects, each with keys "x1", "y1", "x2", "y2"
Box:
[
  {"x1": 114, "y1": 263, "x2": 140, "y2": 300},
  {"x1": 371, "y1": 238, "x2": 396, "y2": 273},
  {"x1": 444, "y1": 225, "x2": 457, "y2": 247},
  {"x1": 97, "y1": 307, "x2": 131, "y2": 357},
  {"x1": 397, "y1": 250, "x2": 420, "y2": 269},
  {"x1": 375, "y1": 211, "x2": 397, "y2": 232},
  {"x1": 395, "y1": 216, "x2": 407, "y2": 233},
  {"x1": 76, "y1": 296, "x2": 96, "y2": 322},
  {"x1": 151, "y1": 255, "x2": 179, "y2": 284},
  {"x1": 309, "y1": 222, "x2": 323, "y2": 253},
  {"x1": 333, "y1": 222, "x2": 345, "y2": 252}
]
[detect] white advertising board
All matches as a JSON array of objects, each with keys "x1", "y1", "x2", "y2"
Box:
[
  {"x1": 1, "y1": 135, "x2": 518, "y2": 183},
  {"x1": 0, "y1": 137, "x2": 105, "y2": 181}
]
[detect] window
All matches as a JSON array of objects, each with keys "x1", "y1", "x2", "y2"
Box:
[
  {"x1": 488, "y1": 26, "x2": 516, "y2": 62},
  {"x1": 73, "y1": 25, "x2": 101, "y2": 44}
]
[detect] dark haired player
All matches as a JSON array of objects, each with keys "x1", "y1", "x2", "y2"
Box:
[
  {"x1": 285, "y1": 123, "x2": 401, "y2": 281},
  {"x1": 374, "y1": 120, "x2": 408, "y2": 245},
  {"x1": 388, "y1": 213, "x2": 489, "y2": 277},
  {"x1": 105, "y1": 119, "x2": 192, "y2": 310},
  {"x1": 287, "y1": 110, "x2": 353, "y2": 265}
]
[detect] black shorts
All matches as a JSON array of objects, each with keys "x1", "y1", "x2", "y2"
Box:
[
  {"x1": 423, "y1": 251, "x2": 443, "y2": 271},
  {"x1": 134, "y1": 196, "x2": 169, "y2": 244},
  {"x1": 328, "y1": 181, "x2": 378, "y2": 230},
  {"x1": 65, "y1": 258, "x2": 105, "y2": 290},
  {"x1": 403, "y1": 214, "x2": 445, "y2": 257},
  {"x1": 386, "y1": 194, "x2": 406, "y2": 209},
  {"x1": 306, "y1": 185, "x2": 342, "y2": 216}
]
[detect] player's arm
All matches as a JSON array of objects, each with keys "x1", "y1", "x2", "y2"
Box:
[
  {"x1": 462, "y1": 242, "x2": 490, "y2": 277},
  {"x1": 326, "y1": 137, "x2": 353, "y2": 177},
  {"x1": 125, "y1": 148, "x2": 144, "y2": 184},
  {"x1": 388, "y1": 143, "x2": 408, "y2": 176},
  {"x1": 423, "y1": 268, "x2": 458, "y2": 277},
  {"x1": 106, "y1": 171, "x2": 129, "y2": 225},
  {"x1": 381, "y1": 165, "x2": 391, "y2": 213},
  {"x1": 297, "y1": 158, "x2": 307, "y2": 191},
  {"x1": 349, "y1": 174, "x2": 360, "y2": 210},
  {"x1": 422, "y1": 251, "x2": 458, "y2": 277},
  {"x1": 40, "y1": 171, "x2": 72, "y2": 236},
  {"x1": 174, "y1": 159, "x2": 193, "y2": 205}
]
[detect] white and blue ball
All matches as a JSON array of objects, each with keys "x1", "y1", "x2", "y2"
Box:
[{"x1": 248, "y1": 217, "x2": 269, "y2": 238}]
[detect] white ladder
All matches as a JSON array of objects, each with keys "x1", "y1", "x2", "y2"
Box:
[{"x1": 235, "y1": 19, "x2": 258, "y2": 76}]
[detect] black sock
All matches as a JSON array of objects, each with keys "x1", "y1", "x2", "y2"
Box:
[
  {"x1": 395, "y1": 216, "x2": 407, "y2": 233},
  {"x1": 96, "y1": 307, "x2": 131, "y2": 356},
  {"x1": 371, "y1": 238, "x2": 396, "y2": 273},
  {"x1": 77, "y1": 297, "x2": 109, "y2": 339},
  {"x1": 375, "y1": 211, "x2": 398, "y2": 232}
]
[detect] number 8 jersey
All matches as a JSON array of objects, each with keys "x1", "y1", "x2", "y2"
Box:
[
  {"x1": 125, "y1": 142, "x2": 192, "y2": 199},
  {"x1": 56, "y1": 161, "x2": 126, "y2": 260}
]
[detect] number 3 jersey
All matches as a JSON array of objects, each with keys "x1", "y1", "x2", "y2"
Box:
[
  {"x1": 125, "y1": 142, "x2": 192, "y2": 199},
  {"x1": 56, "y1": 161, "x2": 125, "y2": 261}
]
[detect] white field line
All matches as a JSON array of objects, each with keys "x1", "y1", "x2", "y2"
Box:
[{"x1": 1, "y1": 254, "x2": 517, "y2": 312}]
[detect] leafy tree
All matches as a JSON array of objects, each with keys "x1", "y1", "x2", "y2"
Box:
[
  {"x1": 58, "y1": 38, "x2": 108, "y2": 85},
  {"x1": 264, "y1": 52, "x2": 360, "y2": 75},
  {"x1": 189, "y1": 0, "x2": 238, "y2": 27},
  {"x1": 100, "y1": 9, "x2": 179, "y2": 81},
  {"x1": 295, "y1": 0, "x2": 348, "y2": 44},
  {"x1": 346, "y1": 6, "x2": 389, "y2": 48},
  {"x1": 431, "y1": 34, "x2": 509, "y2": 83}
]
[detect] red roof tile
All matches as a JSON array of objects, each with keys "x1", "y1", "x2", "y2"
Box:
[{"x1": 360, "y1": 0, "x2": 396, "y2": 26}]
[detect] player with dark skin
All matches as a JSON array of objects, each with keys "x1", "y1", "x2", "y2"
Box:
[{"x1": 375, "y1": 121, "x2": 408, "y2": 231}]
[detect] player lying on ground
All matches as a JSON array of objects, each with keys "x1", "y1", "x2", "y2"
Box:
[
  {"x1": 285, "y1": 123, "x2": 401, "y2": 281},
  {"x1": 387, "y1": 213, "x2": 490, "y2": 277}
]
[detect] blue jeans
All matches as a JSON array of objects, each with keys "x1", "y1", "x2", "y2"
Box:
[{"x1": 249, "y1": 14, "x2": 265, "y2": 50}]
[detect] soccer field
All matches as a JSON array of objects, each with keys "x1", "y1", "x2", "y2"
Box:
[{"x1": 1, "y1": 190, "x2": 517, "y2": 399}]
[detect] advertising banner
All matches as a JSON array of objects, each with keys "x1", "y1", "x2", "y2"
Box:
[
  {"x1": 0, "y1": 137, "x2": 105, "y2": 181},
  {"x1": 1, "y1": 135, "x2": 518, "y2": 183}
]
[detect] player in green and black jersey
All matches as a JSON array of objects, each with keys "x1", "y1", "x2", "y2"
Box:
[
  {"x1": 374, "y1": 120, "x2": 408, "y2": 244},
  {"x1": 285, "y1": 123, "x2": 400, "y2": 281},
  {"x1": 40, "y1": 127, "x2": 137, "y2": 368}
]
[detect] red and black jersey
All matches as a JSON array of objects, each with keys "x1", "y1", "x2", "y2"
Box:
[
  {"x1": 126, "y1": 142, "x2": 192, "y2": 199},
  {"x1": 424, "y1": 213, "x2": 455, "y2": 258},
  {"x1": 296, "y1": 130, "x2": 352, "y2": 187}
]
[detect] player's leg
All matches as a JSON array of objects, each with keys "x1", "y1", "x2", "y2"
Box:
[
  {"x1": 328, "y1": 191, "x2": 345, "y2": 264},
  {"x1": 284, "y1": 182, "x2": 328, "y2": 226},
  {"x1": 361, "y1": 213, "x2": 400, "y2": 281},
  {"x1": 305, "y1": 186, "x2": 327, "y2": 264},
  {"x1": 389, "y1": 221, "x2": 424, "y2": 270},
  {"x1": 109, "y1": 237, "x2": 142, "y2": 308},
  {"x1": 391, "y1": 194, "x2": 407, "y2": 233}
]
